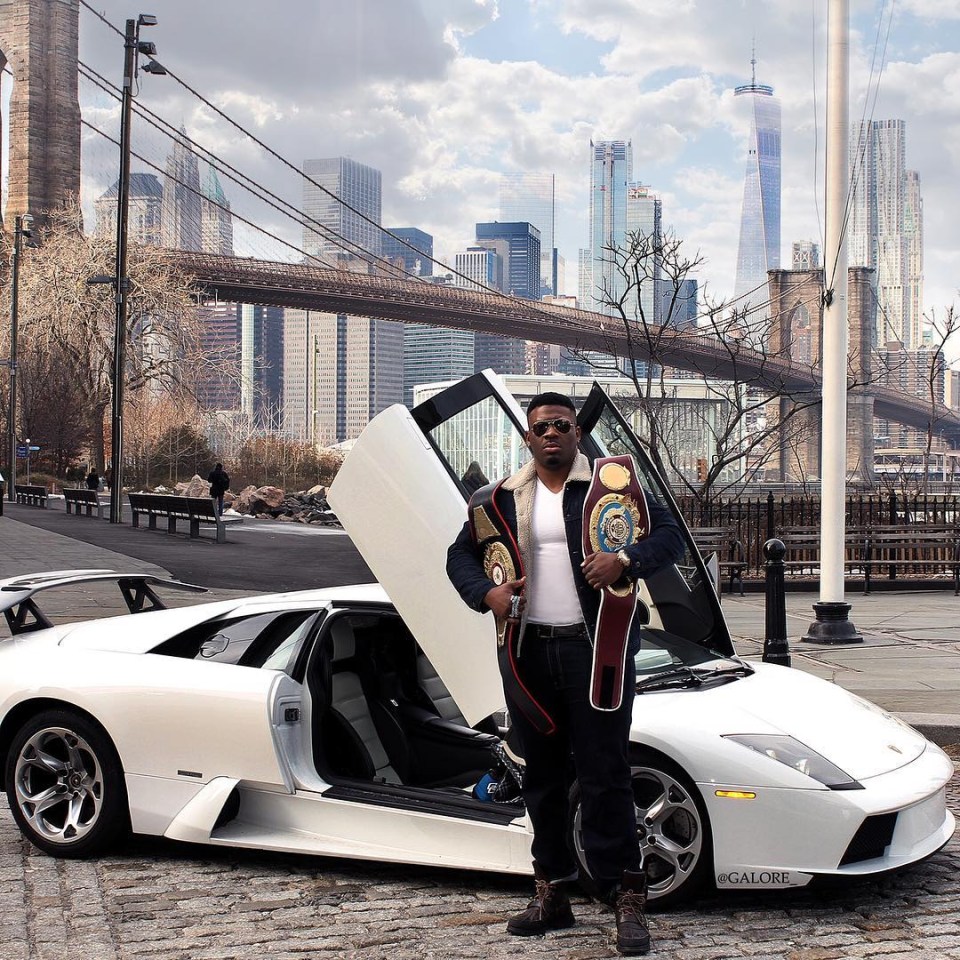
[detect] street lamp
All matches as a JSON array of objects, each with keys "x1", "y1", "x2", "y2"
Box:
[
  {"x1": 6, "y1": 213, "x2": 33, "y2": 503},
  {"x1": 108, "y1": 14, "x2": 166, "y2": 523}
]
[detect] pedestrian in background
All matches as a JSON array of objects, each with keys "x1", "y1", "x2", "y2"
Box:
[
  {"x1": 86, "y1": 467, "x2": 100, "y2": 492},
  {"x1": 208, "y1": 463, "x2": 230, "y2": 517},
  {"x1": 103, "y1": 464, "x2": 113, "y2": 493}
]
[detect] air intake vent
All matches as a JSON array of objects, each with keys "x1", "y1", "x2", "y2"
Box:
[{"x1": 839, "y1": 812, "x2": 897, "y2": 866}]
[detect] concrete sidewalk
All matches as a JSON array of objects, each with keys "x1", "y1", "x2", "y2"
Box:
[{"x1": 2, "y1": 509, "x2": 958, "y2": 744}]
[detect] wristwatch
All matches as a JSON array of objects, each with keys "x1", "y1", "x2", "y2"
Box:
[{"x1": 616, "y1": 549, "x2": 631, "y2": 569}]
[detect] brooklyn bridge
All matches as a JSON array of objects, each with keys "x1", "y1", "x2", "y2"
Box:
[{"x1": 172, "y1": 250, "x2": 960, "y2": 439}]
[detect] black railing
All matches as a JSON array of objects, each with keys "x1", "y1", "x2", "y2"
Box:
[{"x1": 678, "y1": 491, "x2": 960, "y2": 578}]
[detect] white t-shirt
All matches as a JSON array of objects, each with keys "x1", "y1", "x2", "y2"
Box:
[{"x1": 525, "y1": 479, "x2": 584, "y2": 626}]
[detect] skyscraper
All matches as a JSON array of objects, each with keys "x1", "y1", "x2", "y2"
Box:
[
  {"x1": 733, "y1": 62, "x2": 781, "y2": 319},
  {"x1": 499, "y1": 173, "x2": 557, "y2": 296},
  {"x1": 625, "y1": 183, "x2": 663, "y2": 324},
  {"x1": 302, "y1": 157, "x2": 382, "y2": 267},
  {"x1": 475, "y1": 222, "x2": 541, "y2": 300},
  {"x1": 849, "y1": 120, "x2": 921, "y2": 348},
  {"x1": 240, "y1": 304, "x2": 284, "y2": 422},
  {"x1": 200, "y1": 165, "x2": 233, "y2": 256},
  {"x1": 95, "y1": 173, "x2": 163, "y2": 245},
  {"x1": 904, "y1": 170, "x2": 924, "y2": 350},
  {"x1": 474, "y1": 222, "x2": 541, "y2": 375},
  {"x1": 161, "y1": 127, "x2": 203, "y2": 252},
  {"x1": 383, "y1": 227, "x2": 433, "y2": 276},
  {"x1": 455, "y1": 246, "x2": 503, "y2": 291},
  {"x1": 391, "y1": 228, "x2": 473, "y2": 404},
  {"x1": 588, "y1": 140, "x2": 632, "y2": 313},
  {"x1": 289, "y1": 158, "x2": 401, "y2": 439}
]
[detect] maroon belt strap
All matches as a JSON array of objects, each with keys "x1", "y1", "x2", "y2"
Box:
[
  {"x1": 468, "y1": 482, "x2": 555, "y2": 735},
  {"x1": 582, "y1": 456, "x2": 650, "y2": 711}
]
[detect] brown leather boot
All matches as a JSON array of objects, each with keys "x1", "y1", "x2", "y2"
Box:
[
  {"x1": 614, "y1": 869, "x2": 651, "y2": 955},
  {"x1": 506, "y1": 864, "x2": 576, "y2": 936}
]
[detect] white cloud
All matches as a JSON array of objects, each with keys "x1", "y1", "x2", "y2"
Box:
[{"x1": 72, "y1": 0, "x2": 959, "y2": 321}]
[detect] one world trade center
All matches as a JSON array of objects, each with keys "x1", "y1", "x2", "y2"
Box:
[{"x1": 733, "y1": 58, "x2": 781, "y2": 325}]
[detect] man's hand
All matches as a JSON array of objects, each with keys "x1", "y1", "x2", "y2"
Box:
[
  {"x1": 484, "y1": 577, "x2": 526, "y2": 621},
  {"x1": 581, "y1": 551, "x2": 627, "y2": 590}
]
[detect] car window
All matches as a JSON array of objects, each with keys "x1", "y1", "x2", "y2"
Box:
[
  {"x1": 583, "y1": 404, "x2": 669, "y2": 509},
  {"x1": 152, "y1": 610, "x2": 319, "y2": 675},
  {"x1": 425, "y1": 394, "x2": 530, "y2": 494}
]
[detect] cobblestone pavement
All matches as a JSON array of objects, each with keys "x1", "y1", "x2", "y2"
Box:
[{"x1": 0, "y1": 759, "x2": 956, "y2": 960}]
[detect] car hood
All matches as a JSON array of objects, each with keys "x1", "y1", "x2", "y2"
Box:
[{"x1": 669, "y1": 662, "x2": 927, "y2": 781}]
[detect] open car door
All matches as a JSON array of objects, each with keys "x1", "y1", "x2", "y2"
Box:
[
  {"x1": 329, "y1": 371, "x2": 528, "y2": 726},
  {"x1": 577, "y1": 382, "x2": 734, "y2": 656},
  {"x1": 330, "y1": 371, "x2": 735, "y2": 728}
]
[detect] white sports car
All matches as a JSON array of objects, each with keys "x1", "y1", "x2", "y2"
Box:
[{"x1": 0, "y1": 373, "x2": 953, "y2": 906}]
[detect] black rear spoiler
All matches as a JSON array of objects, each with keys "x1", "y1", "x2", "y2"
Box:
[{"x1": 0, "y1": 569, "x2": 207, "y2": 636}]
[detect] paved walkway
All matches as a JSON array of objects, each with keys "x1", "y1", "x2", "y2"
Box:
[
  {"x1": 0, "y1": 504, "x2": 957, "y2": 959},
  {"x1": 2, "y1": 501, "x2": 958, "y2": 744}
]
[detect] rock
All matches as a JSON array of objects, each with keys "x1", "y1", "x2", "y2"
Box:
[
  {"x1": 182, "y1": 474, "x2": 211, "y2": 499},
  {"x1": 211, "y1": 483, "x2": 341, "y2": 526}
]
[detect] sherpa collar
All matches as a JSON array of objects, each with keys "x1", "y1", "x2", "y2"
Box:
[{"x1": 501, "y1": 452, "x2": 592, "y2": 492}]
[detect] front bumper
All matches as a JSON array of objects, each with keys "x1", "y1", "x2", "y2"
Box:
[{"x1": 705, "y1": 743, "x2": 956, "y2": 890}]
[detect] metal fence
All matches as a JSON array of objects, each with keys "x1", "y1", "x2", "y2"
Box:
[{"x1": 678, "y1": 491, "x2": 960, "y2": 577}]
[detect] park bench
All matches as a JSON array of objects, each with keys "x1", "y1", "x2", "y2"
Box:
[
  {"x1": 775, "y1": 525, "x2": 866, "y2": 582},
  {"x1": 128, "y1": 493, "x2": 239, "y2": 544},
  {"x1": 689, "y1": 526, "x2": 746, "y2": 596},
  {"x1": 861, "y1": 524, "x2": 960, "y2": 595},
  {"x1": 776, "y1": 523, "x2": 960, "y2": 594},
  {"x1": 64, "y1": 487, "x2": 103, "y2": 519},
  {"x1": 14, "y1": 484, "x2": 47, "y2": 508}
]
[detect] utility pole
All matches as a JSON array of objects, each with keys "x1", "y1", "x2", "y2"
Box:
[
  {"x1": 109, "y1": 15, "x2": 165, "y2": 523},
  {"x1": 803, "y1": 0, "x2": 862, "y2": 644},
  {"x1": 7, "y1": 214, "x2": 33, "y2": 502}
]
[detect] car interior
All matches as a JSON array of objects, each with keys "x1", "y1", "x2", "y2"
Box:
[{"x1": 308, "y1": 608, "x2": 504, "y2": 794}]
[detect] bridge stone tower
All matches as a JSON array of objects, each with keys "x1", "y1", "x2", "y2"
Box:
[
  {"x1": 0, "y1": 0, "x2": 81, "y2": 232},
  {"x1": 768, "y1": 266, "x2": 876, "y2": 484}
]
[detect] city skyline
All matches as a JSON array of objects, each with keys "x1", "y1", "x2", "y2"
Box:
[{"x1": 16, "y1": 1, "x2": 960, "y2": 350}]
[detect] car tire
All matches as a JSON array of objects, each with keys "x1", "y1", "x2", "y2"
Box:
[
  {"x1": 5, "y1": 709, "x2": 129, "y2": 858},
  {"x1": 568, "y1": 750, "x2": 712, "y2": 907}
]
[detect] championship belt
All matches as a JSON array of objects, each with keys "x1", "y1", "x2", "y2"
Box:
[
  {"x1": 582, "y1": 456, "x2": 650, "y2": 711},
  {"x1": 469, "y1": 482, "x2": 555, "y2": 736}
]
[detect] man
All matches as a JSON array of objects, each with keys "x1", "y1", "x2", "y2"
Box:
[
  {"x1": 208, "y1": 463, "x2": 230, "y2": 517},
  {"x1": 447, "y1": 392, "x2": 685, "y2": 956}
]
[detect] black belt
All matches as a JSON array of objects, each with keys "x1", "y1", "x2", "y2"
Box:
[{"x1": 526, "y1": 622, "x2": 587, "y2": 639}]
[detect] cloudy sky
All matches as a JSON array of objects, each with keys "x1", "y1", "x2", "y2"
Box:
[{"x1": 68, "y1": 0, "x2": 960, "y2": 326}]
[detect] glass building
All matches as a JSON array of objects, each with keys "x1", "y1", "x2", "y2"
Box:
[
  {"x1": 625, "y1": 183, "x2": 663, "y2": 325},
  {"x1": 383, "y1": 227, "x2": 433, "y2": 276},
  {"x1": 161, "y1": 127, "x2": 203, "y2": 252},
  {"x1": 849, "y1": 120, "x2": 925, "y2": 351},
  {"x1": 499, "y1": 173, "x2": 557, "y2": 296},
  {"x1": 733, "y1": 68, "x2": 781, "y2": 322},
  {"x1": 302, "y1": 157, "x2": 382, "y2": 267},
  {"x1": 588, "y1": 140, "x2": 632, "y2": 314}
]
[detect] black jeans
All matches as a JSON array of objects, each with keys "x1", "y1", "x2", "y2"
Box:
[{"x1": 508, "y1": 627, "x2": 640, "y2": 887}]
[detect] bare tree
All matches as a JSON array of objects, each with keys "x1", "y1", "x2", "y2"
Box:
[
  {"x1": 918, "y1": 306, "x2": 958, "y2": 495},
  {"x1": 586, "y1": 229, "x2": 822, "y2": 502},
  {"x1": 2, "y1": 201, "x2": 239, "y2": 473}
]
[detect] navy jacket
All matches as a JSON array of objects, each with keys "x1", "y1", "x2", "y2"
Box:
[{"x1": 446, "y1": 454, "x2": 686, "y2": 656}]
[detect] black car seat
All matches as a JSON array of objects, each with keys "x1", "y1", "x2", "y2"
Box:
[
  {"x1": 415, "y1": 649, "x2": 469, "y2": 725},
  {"x1": 325, "y1": 617, "x2": 402, "y2": 784}
]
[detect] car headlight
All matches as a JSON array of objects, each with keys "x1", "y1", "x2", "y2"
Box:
[{"x1": 722, "y1": 734, "x2": 863, "y2": 790}]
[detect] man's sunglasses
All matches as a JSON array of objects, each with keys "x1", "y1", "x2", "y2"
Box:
[{"x1": 530, "y1": 417, "x2": 575, "y2": 437}]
